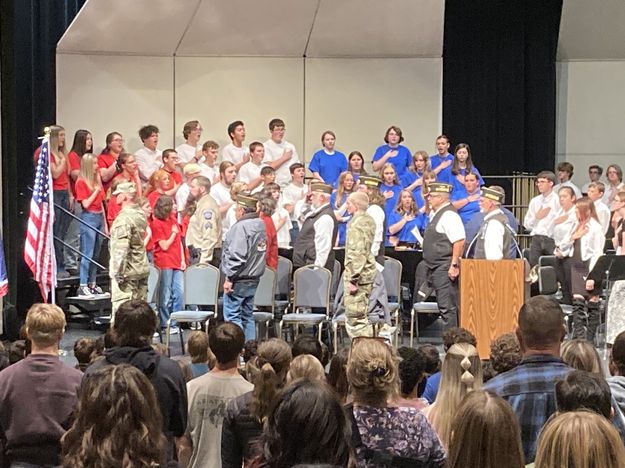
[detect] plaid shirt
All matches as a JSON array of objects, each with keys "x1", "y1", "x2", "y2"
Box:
[{"x1": 483, "y1": 354, "x2": 571, "y2": 463}]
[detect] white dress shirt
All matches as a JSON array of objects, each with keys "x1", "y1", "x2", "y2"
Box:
[
  {"x1": 263, "y1": 139, "x2": 300, "y2": 187},
  {"x1": 553, "y1": 181, "x2": 582, "y2": 199},
  {"x1": 432, "y1": 203, "x2": 466, "y2": 244},
  {"x1": 594, "y1": 200, "x2": 611, "y2": 234},
  {"x1": 482, "y1": 209, "x2": 506, "y2": 260},
  {"x1": 366, "y1": 204, "x2": 386, "y2": 257},
  {"x1": 311, "y1": 204, "x2": 334, "y2": 268},
  {"x1": 552, "y1": 207, "x2": 577, "y2": 254},
  {"x1": 524, "y1": 191, "x2": 560, "y2": 237}
]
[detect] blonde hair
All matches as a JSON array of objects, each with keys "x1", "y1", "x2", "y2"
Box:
[
  {"x1": 411, "y1": 150, "x2": 431, "y2": 172},
  {"x1": 335, "y1": 171, "x2": 355, "y2": 209},
  {"x1": 249, "y1": 339, "x2": 292, "y2": 422},
  {"x1": 286, "y1": 355, "x2": 326, "y2": 383},
  {"x1": 428, "y1": 343, "x2": 483, "y2": 447},
  {"x1": 380, "y1": 162, "x2": 400, "y2": 186},
  {"x1": 25, "y1": 303, "x2": 66, "y2": 347},
  {"x1": 561, "y1": 339, "x2": 603, "y2": 376},
  {"x1": 395, "y1": 189, "x2": 418, "y2": 216},
  {"x1": 535, "y1": 411, "x2": 625, "y2": 468},
  {"x1": 229, "y1": 181, "x2": 248, "y2": 201},
  {"x1": 79, "y1": 153, "x2": 99, "y2": 189},
  {"x1": 347, "y1": 338, "x2": 400, "y2": 406}
]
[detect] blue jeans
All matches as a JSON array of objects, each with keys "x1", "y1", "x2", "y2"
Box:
[
  {"x1": 289, "y1": 223, "x2": 300, "y2": 247},
  {"x1": 223, "y1": 279, "x2": 258, "y2": 341},
  {"x1": 79, "y1": 210, "x2": 103, "y2": 285},
  {"x1": 158, "y1": 269, "x2": 184, "y2": 328},
  {"x1": 53, "y1": 190, "x2": 71, "y2": 271}
]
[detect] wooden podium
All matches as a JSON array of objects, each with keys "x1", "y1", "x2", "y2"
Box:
[{"x1": 460, "y1": 259, "x2": 527, "y2": 358}]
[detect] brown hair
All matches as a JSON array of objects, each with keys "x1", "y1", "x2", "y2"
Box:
[
  {"x1": 561, "y1": 339, "x2": 603, "y2": 376},
  {"x1": 249, "y1": 339, "x2": 292, "y2": 422},
  {"x1": 153, "y1": 194, "x2": 174, "y2": 221},
  {"x1": 327, "y1": 347, "x2": 350, "y2": 403},
  {"x1": 384, "y1": 125, "x2": 404, "y2": 144},
  {"x1": 187, "y1": 331, "x2": 210, "y2": 364},
  {"x1": 73, "y1": 338, "x2": 97, "y2": 367},
  {"x1": 489, "y1": 332, "x2": 522, "y2": 374},
  {"x1": 321, "y1": 130, "x2": 336, "y2": 143},
  {"x1": 451, "y1": 143, "x2": 476, "y2": 176},
  {"x1": 447, "y1": 390, "x2": 524, "y2": 468},
  {"x1": 25, "y1": 303, "x2": 66, "y2": 347},
  {"x1": 575, "y1": 196, "x2": 599, "y2": 222},
  {"x1": 201, "y1": 140, "x2": 219, "y2": 152},
  {"x1": 219, "y1": 160, "x2": 235, "y2": 176},
  {"x1": 517, "y1": 296, "x2": 565, "y2": 350},
  {"x1": 182, "y1": 120, "x2": 200, "y2": 140},
  {"x1": 411, "y1": 150, "x2": 430, "y2": 172}
]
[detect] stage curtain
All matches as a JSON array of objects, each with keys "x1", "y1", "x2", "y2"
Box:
[{"x1": 442, "y1": 0, "x2": 563, "y2": 176}]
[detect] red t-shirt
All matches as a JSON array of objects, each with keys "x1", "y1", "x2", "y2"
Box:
[
  {"x1": 75, "y1": 178, "x2": 104, "y2": 213},
  {"x1": 34, "y1": 146, "x2": 69, "y2": 191},
  {"x1": 164, "y1": 169, "x2": 182, "y2": 190},
  {"x1": 151, "y1": 215, "x2": 185, "y2": 270},
  {"x1": 97, "y1": 153, "x2": 118, "y2": 193},
  {"x1": 67, "y1": 151, "x2": 82, "y2": 197},
  {"x1": 107, "y1": 196, "x2": 122, "y2": 227},
  {"x1": 147, "y1": 190, "x2": 163, "y2": 209},
  {"x1": 260, "y1": 213, "x2": 278, "y2": 270},
  {"x1": 112, "y1": 172, "x2": 142, "y2": 197}
]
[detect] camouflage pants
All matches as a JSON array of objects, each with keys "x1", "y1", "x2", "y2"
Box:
[
  {"x1": 111, "y1": 276, "x2": 148, "y2": 322},
  {"x1": 344, "y1": 283, "x2": 374, "y2": 338}
]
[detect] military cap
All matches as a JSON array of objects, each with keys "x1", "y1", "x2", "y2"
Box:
[
  {"x1": 310, "y1": 182, "x2": 333, "y2": 194},
  {"x1": 481, "y1": 186, "x2": 505, "y2": 203},
  {"x1": 359, "y1": 175, "x2": 383, "y2": 188},
  {"x1": 428, "y1": 182, "x2": 453, "y2": 194},
  {"x1": 112, "y1": 182, "x2": 137, "y2": 195},
  {"x1": 237, "y1": 194, "x2": 258, "y2": 210}
]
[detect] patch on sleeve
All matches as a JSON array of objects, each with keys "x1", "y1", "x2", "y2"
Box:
[{"x1": 203, "y1": 210, "x2": 213, "y2": 220}]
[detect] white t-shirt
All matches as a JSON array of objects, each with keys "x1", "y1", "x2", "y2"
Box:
[
  {"x1": 272, "y1": 206, "x2": 293, "y2": 248},
  {"x1": 176, "y1": 183, "x2": 191, "y2": 221},
  {"x1": 134, "y1": 146, "x2": 162, "y2": 182},
  {"x1": 263, "y1": 139, "x2": 300, "y2": 187},
  {"x1": 199, "y1": 163, "x2": 218, "y2": 182},
  {"x1": 432, "y1": 204, "x2": 466, "y2": 243},
  {"x1": 283, "y1": 183, "x2": 307, "y2": 221},
  {"x1": 238, "y1": 161, "x2": 263, "y2": 184},
  {"x1": 366, "y1": 204, "x2": 385, "y2": 257},
  {"x1": 221, "y1": 143, "x2": 248, "y2": 166},
  {"x1": 222, "y1": 204, "x2": 238, "y2": 241},
  {"x1": 176, "y1": 142, "x2": 200, "y2": 164},
  {"x1": 210, "y1": 182, "x2": 233, "y2": 217}
]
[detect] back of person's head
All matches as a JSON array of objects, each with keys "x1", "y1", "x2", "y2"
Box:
[
  {"x1": 286, "y1": 354, "x2": 326, "y2": 383},
  {"x1": 258, "y1": 379, "x2": 351, "y2": 467},
  {"x1": 610, "y1": 330, "x2": 625, "y2": 377},
  {"x1": 490, "y1": 332, "x2": 522, "y2": 374},
  {"x1": 209, "y1": 322, "x2": 245, "y2": 365},
  {"x1": 447, "y1": 390, "x2": 524, "y2": 468},
  {"x1": 418, "y1": 343, "x2": 441, "y2": 374},
  {"x1": 292, "y1": 335, "x2": 324, "y2": 364},
  {"x1": 151, "y1": 342, "x2": 168, "y2": 356},
  {"x1": 243, "y1": 339, "x2": 258, "y2": 363},
  {"x1": 25, "y1": 303, "x2": 66, "y2": 347},
  {"x1": 430, "y1": 343, "x2": 483, "y2": 447},
  {"x1": 555, "y1": 370, "x2": 612, "y2": 419},
  {"x1": 561, "y1": 339, "x2": 603, "y2": 375},
  {"x1": 327, "y1": 347, "x2": 350, "y2": 402},
  {"x1": 0, "y1": 342, "x2": 9, "y2": 371},
  {"x1": 250, "y1": 338, "x2": 292, "y2": 421},
  {"x1": 73, "y1": 338, "x2": 96, "y2": 368},
  {"x1": 61, "y1": 364, "x2": 165, "y2": 467},
  {"x1": 517, "y1": 296, "x2": 565, "y2": 352},
  {"x1": 397, "y1": 346, "x2": 427, "y2": 397},
  {"x1": 8, "y1": 341, "x2": 26, "y2": 364},
  {"x1": 347, "y1": 338, "x2": 400, "y2": 406},
  {"x1": 113, "y1": 300, "x2": 157, "y2": 348},
  {"x1": 186, "y1": 331, "x2": 210, "y2": 364},
  {"x1": 442, "y1": 327, "x2": 477, "y2": 352},
  {"x1": 534, "y1": 411, "x2": 625, "y2": 468}
]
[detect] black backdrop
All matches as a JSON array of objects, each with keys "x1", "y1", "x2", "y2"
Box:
[
  {"x1": 442, "y1": 0, "x2": 563, "y2": 176},
  {"x1": 1, "y1": 1, "x2": 562, "y2": 316}
]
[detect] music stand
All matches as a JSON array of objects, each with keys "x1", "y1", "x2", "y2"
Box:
[{"x1": 588, "y1": 255, "x2": 625, "y2": 353}]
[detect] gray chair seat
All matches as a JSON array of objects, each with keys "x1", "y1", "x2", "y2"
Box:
[
  {"x1": 253, "y1": 311, "x2": 274, "y2": 321},
  {"x1": 171, "y1": 311, "x2": 215, "y2": 322},
  {"x1": 332, "y1": 314, "x2": 346, "y2": 325},
  {"x1": 410, "y1": 302, "x2": 441, "y2": 347},
  {"x1": 281, "y1": 313, "x2": 327, "y2": 323}
]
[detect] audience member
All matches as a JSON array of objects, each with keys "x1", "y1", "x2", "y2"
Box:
[
  {"x1": 534, "y1": 411, "x2": 625, "y2": 468},
  {"x1": 222, "y1": 338, "x2": 292, "y2": 468},
  {"x1": 418, "y1": 343, "x2": 441, "y2": 398},
  {"x1": 484, "y1": 296, "x2": 570, "y2": 463},
  {"x1": 489, "y1": 331, "x2": 522, "y2": 375},
  {"x1": 262, "y1": 118, "x2": 300, "y2": 187},
  {"x1": 560, "y1": 338, "x2": 603, "y2": 375},
  {"x1": 85, "y1": 299, "x2": 187, "y2": 462},
  {"x1": 347, "y1": 338, "x2": 446, "y2": 467},
  {"x1": 175, "y1": 120, "x2": 202, "y2": 165},
  {"x1": 0, "y1": 342, "x2": 9, "y2": 372},
  {"x1": 555, "y1": 370, "x2": 612, "y2": 419},
  {"x1": 61, "y1": 364, "x2": 166, "y2": 468},
  {"x1": 553, "y1": 161, "x2": 582, "y2": 198},
  {"x1": 248, "y1": 380, "x2": 352, "y2": 468},
  {"x1": 524, "y1": 171, "x2": 559, "y2": 267},
  {"x1": 286, "y1": 354, "x2": 326, "y2": 383},
  {"x1": 327, "y1": 347, "x2": 350, "y2": 404},
  {"x1": 395, "y1": 346, "x2": 428, "y2": 410},
  {"x1": 424, "y1": 343, "x2": 483, "y2": 447},
  {"x1": 73, "y1": 337, "x2": 96, "y2": 372},
  {"x1": 221, "y1": 120, "x2": 249, "y2": 171},
  {"x1": 447, "y1": 390, "x2": 524, "y2": 468},
  {"x1": 291, "y1": 335, "x2": 324, "y2": 363},
  {"x1": 135, "y1": 124, "x2": 162, "y2": 183},
  {"x1": 186, "y1": 330, "x2": 214, "y2": 378},
  {"x1": 182, "y1": 322, "x2": 252, "y2": 468},
  {"x1": 608, "y1": 330, "x2": 625, "y2": 417}
]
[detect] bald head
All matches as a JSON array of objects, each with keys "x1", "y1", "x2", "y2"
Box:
[{"x1": 517, "y1": 296, "x2": 565, "y2": 352}]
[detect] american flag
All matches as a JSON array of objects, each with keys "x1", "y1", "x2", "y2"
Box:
[
  {"x1": 0, "y1": 236, "x2": 7, "y2": 298},
  {"x1": 24, "y1": 135, "x2": 56, "y2": 301}
]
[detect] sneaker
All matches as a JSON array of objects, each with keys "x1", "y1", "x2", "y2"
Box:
[
  {"x1": 57, "y1": 270, "x2": 70, "y2": 279},
  {"x1": 169, "y1": 326, "x2": 179, "y2": 335},
  {"x1": 90, "y1": 285, "x2": 104, "y2": 295},
  {"x1": 77, "y1": 286, "x2": 95, "y2": 298}
]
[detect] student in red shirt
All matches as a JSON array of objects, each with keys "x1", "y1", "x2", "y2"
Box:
[
  {"x1": 161, "y1": 149, "x2": 183, "y2": 194},
  {"x1": 151, "y1": 195, "x2": 186, "y2": 331},
  {"x1": 258, "y1": 195, "x2": 279, "y2": 270},
  {"x1": 146, "y1": 169, "x2": 172, "y2": 209},
  {"x1": 112, "y1": 153, "x2": 143, "y2": 197},
  {"x1": 74, "y1": 154, "x2": 106, "y2": 297},
  {"x1": 98, "y1": 132, "x2": 124, "y2": 193}
]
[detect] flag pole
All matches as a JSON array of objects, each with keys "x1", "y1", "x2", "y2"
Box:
[{"x1": 45, "y1": 127, "x2": 57, "y2": 304}]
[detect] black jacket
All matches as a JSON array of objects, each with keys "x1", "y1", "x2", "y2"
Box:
[{"x1": 221, "y1": 391, "x2": 262, "y2": 468}]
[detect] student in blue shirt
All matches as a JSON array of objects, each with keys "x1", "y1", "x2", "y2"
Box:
[
  {"x1": 451, "y1": 171, "x2": 482, "y2": 225},
  {"x1": 449, "y1": 143, "x2": 484, "y2": 190},
  {"x1": 372, "y1": 126, "x2": 412, "y2": 179},
  {"x1": 309, "y1": 130, "x2": 348, "y2": 187},
  {"x1": 379, "y1": 163, "x2": 402, "y2": 222},
  {"x1": 329, "y1": 171, "x2": 355, "y2": 246},
  {"x1": 401, "y1": 150, "x2": 431, "y2": 209},
  {"x1": 347, "y1": 151, "x2": 367, "y2": 185},
  {"x1": 429, "y1": 134, "x2": 454, "y2": 184},
  {"x1": 387, "y1": 189, "x2": 428, "y2": 248}
]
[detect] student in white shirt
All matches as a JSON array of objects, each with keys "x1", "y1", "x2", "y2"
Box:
[
  {"x1": 238, "y1": 142, "x2": 265, "y2": 192},
  {"x1": 221, "y1": 182, "x2": 248, "y2": 242},
  {"x1": 176, "y1": 163, "x2": 202, "y2": 222},
  {"x1": 581, "y1": 165, "x2": 603, "y2": 195},
  {"x1": 553, "y1": 186, "x2": 578, "y2": 305},
  {"x1": 251, "y1": 167, "x2": 276, "y2": 195},
  {"x1": 282, "y1": 163, "x2": 307, "y2": 244},
  {"x1": 262, "y1": 118, "x2": 300, "y2": 187},
  {"x1": 198, "y1": 140, "x2": 220, "y2": 184},
  {"x1": 135, "y1": 124, "x2": 162, "y2": 183},
  {"x1": 221, "y1": 120, "x2": 249, "y2": 171},
  {"x1": 553, "y1": 161, "x2": 582, "y2": 199},
  {"x1": 603, "y1": 164, "x2": 625, "y2": 206},
  {"x1": 524, "y1": 170, "x2": 560, "y2": 267},
  {"x1": 587, "y1": 181, "x2": 611, "y2": 234},
  {"x1": 262, "y1": 183, "x2": 292, "y2": 248},
  {"x1": 175, "y1": 120, "x2": 202, "y2": 167},
  {"x1": 210, "y1": 161, "x2": 237, "y2": 220}
]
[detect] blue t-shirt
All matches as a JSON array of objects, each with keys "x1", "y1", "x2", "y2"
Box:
[
  {"x1": 373, "y1": 144, "x2": 412, "y2": 178},
  {"x1": 309, "y1": 149, "x2": 348, "y2": 187},
  {"x1": 429, "y1": 153, "x2": 454, "y2": 183},
  {"x1": 330, "y1": 190, "x2": 351, "y2": 247},
  {"x1": 387, "y1": 210, "x2": 428, "y2": 244},
  {"x1": 380, "y1": 183, "x2": 402, "y2": 219},
  {"x1": 450, "y1": 185, "x2": 481, "y2": 225},
  {"x1": 422, "y1": 371, "x2": 441, "y2": 404},
  {"x1": 400, "y1": 171, "x2": 426, "y2": 209},
  {"x1": 448, "y1": 166, "x2": 484, "y2": 188}
]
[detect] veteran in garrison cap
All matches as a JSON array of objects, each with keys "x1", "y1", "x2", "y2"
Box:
[
  {"x1": 185, "y1": 175, "x2": 222, "y2": 266},
  {"x1": 293, "y1": 182, "x2": 338, "y2": 271},
  {"x1": 413, "y1": 182, "x2": 465, "y2": 330},
  {"x1": 471, "y1": 186, "x2": 515, "y2": 260}
]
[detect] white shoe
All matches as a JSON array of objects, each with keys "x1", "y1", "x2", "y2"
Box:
[{"x1": 168, "y1": 326, "x2": 179, "y2": 335}]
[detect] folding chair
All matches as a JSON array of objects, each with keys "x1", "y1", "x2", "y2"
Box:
[
  {"x1": 382, "y1": 256, "x2": 403, "y2": 346},
  {"x1": 166, "y1": 265, "x2": 219, "y2": 353},
  {"x1": 410, "y1": 301, "x2": 440, "y2": 347},
  {"x1": 331, "y1": 259, "x2": 342, "y2": 300},
  {"x1": 276, "y1": 256, "x2": 293, "y2": 314},
  {"x1": 147, "y1": 265, "x2": 163, "y2": 343},
  {"x1": 253, "y1": 267, "x2": 277, "y2": 339},
  {"x1": 279, "y1": 265, "x2": 332, "y2": 344},
  {"x1": 538, "y1": 265, "x2": 572, "y2": 336}
]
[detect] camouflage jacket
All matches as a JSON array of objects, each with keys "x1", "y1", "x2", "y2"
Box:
[
  {"x1": 109, "y1": 204, "x2": 149, "y2": 281},
  {"x1": 344, "y1": 211, "x2": 377, "y2": 286}
]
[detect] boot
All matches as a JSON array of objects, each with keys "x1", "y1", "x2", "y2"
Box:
[
  {"x1": 586, "y1": 300, "x2": 601, "y2": 344},
  {"x1": 571, "y1": 299, "x2": 588, "y2": 340}
]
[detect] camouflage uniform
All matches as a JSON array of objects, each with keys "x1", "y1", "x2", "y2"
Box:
[
  {"x1": 109, "y1": 203, "x2": 149, "y2": 318},
  {"x1": 343, "y1": 210, "x2": 377, "y2": 337},
  {"x1": 185, "y1": 193, "x2": 222, "y2": 266}
]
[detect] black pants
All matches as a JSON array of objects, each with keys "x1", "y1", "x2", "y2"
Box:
[
  {"x1": 529, "y1": 235, "x2": 555, "y2": 268},
  {"x1": 555, "y1": 257, "x2": 573, "y2": 305},
  {"x1": 414, "y1": 262, "x2": 459, "y2": 328}
]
